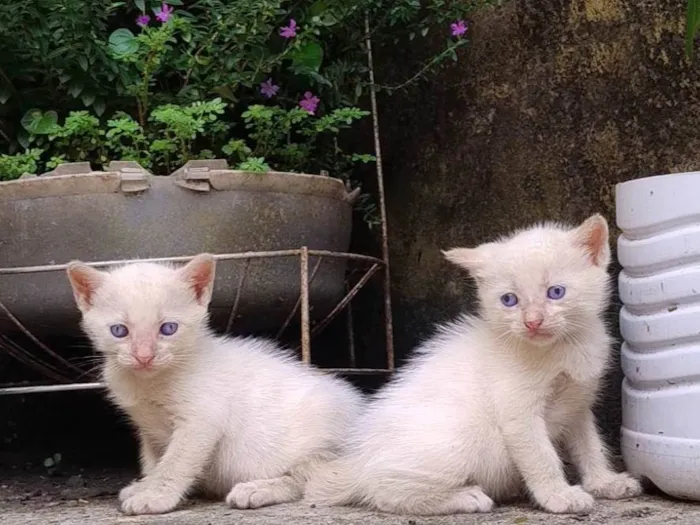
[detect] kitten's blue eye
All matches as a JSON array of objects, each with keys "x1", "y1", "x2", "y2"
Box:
[
  {"x1": 110, "y1": 324, "x2": 129, "y2": 338},
  {"x1": 500, "y1": 293, "x2": 518, "y2": 307},
  {"x1": 547, "y1": 285, "x2": 566, "y2": 300},
  {"x1": 160, "y1": 322, "x2": 178, "y2": 336}
]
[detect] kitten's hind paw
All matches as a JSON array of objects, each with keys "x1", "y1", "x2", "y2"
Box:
[
  {"x1": 227, "y1": 478, "x2": 301, "y2": 509},
  {"x1": 538, "y1": 485, "x2": 594, "y2": 514},
  {"x1": 584, "y1": 472, "x2": 642, "y2": 500},
  {"x1": 120, "y1": 485, "x2": 182, "y2": 515}
]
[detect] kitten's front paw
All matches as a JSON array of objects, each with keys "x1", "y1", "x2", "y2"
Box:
[
  {"x1": 118, "y1": 480, "x2": 144, "y2": 502},
  {"x1": 538, "y1": 485, "x2": 594, "y2": 514},
  {"x1": 120, "y1": 485, "x2": 182, "y2": 515},
  {"x1": 584, "y1": 472, "x2": 642, "y2": 500},
  {"x1": 226, "y1": 480, "x2": 293, "y2": 509}
]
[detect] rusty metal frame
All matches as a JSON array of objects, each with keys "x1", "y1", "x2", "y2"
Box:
[{"x1": 0, "y1": 247, "x2": 394, "y2": 396}]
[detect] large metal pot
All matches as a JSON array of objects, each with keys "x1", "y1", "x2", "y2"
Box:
[{"x1": 0, "y1": 160, "x2": 354, "y2": 340}]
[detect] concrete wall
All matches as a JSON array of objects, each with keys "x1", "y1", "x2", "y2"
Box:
[{"x1": 379, "y1": 0, "x2": 700, "y2": 447}]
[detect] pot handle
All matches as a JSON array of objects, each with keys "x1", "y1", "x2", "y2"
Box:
[
  {"x1": 119, "y1": 167, "x2": 151, "y2": 193},
  {"x1": 344, "y1": 186, "x2": 362, "y2": 205}
]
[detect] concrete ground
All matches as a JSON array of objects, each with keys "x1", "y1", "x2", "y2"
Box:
[{"x1": 2, "y1": 470, "x2": 700, "y2": 525}]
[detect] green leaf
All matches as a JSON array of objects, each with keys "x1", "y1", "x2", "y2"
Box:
[
  {"x1": 109, "y1": 28, "x2": 139, "y2": 57},
  {"x1": 290, "y1": 41, "x2": 323, "y2": 74},
  {"x1": 421, "y1": 27, "x2": 429, "y2": 37},
  {"x1": 21, "y1": 109, "x2": 58, "y2": 135},
  {"x1": 355, "y1": 83, "x2": 363, "y2": 100},
  {"x1": 94, "y1": 99, "x2": 106, "y2": 116},
  {"x1": 164, "y1": 0, "x2": 183, "y2": 4},
  {"x1": 17, "y1": 131, "x2": 30, "y2": 149},
  {"x1": 43, "y1": 458, "x2": 54, "y2": 468},
  {"x1": 68, "y1": 83, "x2": 84, "y2": 98},
  {"x1": 0, "y1": 86, "x2": 10, "y2": 104},
  {"x1": 81, "y1": 92, "x2": 96, "y2": 107},
  {"x1": 135, "y1": 0, "x2": 145, "y2": 11},
  {"x1": 78, "y1": 55, "x2": 88, "y2": 71},
  {"x1": 687, "y1": 0, "x2": 700, "y2": 59}
]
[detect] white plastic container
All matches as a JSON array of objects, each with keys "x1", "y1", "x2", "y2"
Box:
[{"x1": 617, "y1": 172, "x2": 700, "y2": 501}]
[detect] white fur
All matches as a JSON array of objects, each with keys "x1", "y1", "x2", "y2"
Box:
[
  {"x1": 66, "y1": 255, "x2": 364, "y2": 516},
  {"x1": 305, "y1": 214, "x2": 642, "y2": 515}
]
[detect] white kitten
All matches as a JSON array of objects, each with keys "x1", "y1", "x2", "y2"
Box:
[
  {"x1": 67, "y1": 254, "x2": 364, "y2": 515},
  {"x1": 305, "y1": 214, "x2": 641, "y2": 515}
]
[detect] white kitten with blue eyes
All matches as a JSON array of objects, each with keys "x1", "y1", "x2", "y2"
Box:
[
  {"x1": 305, "y1": 214, "x2": 642, "y2": 515},
  {"x1": 66, "y1": 254, "x2": 363, "y2": 516}
]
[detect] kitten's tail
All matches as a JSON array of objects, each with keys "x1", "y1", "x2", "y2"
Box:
[{"x1": 304, "y1": 456, "x2": 362, "y2": 507}]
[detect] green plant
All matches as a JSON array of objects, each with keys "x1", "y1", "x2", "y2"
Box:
[
  {"x1": 1, "y1": 0, "x2": 497, "y2": 226},
  {"x1": 0, "y1": 148, "x2": 42, "y2": 180}
]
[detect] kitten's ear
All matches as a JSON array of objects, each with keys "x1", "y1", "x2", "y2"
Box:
[
  {"x1": 573, "y1": 213, "x2": 610, "y2": 268},
  {"x1": 442, "y1": 247, "x2": 487, "y2": 278},
  {"x1": 178, "y1": 253, "x2": 216, "y2": 305},
  {"x1": 66, "y1": 262, "x2": 106, "y2": 311}
]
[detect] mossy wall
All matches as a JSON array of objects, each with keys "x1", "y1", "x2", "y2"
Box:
[{"x1": 379, "y1": 0, "x2": 700, "y2": 447}]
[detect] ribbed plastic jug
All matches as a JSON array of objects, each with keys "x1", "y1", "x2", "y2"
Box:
[{"x1": 617, "y1": 172, "x2": 700, "y2": 501}]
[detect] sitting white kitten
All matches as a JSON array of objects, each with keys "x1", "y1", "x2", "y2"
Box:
[
  {"x1": 67, "y1": 254, "x2": 363, "y2": 515},
  {"x1": 305, "y1": 214, "x2": 641, "y2": 515}
]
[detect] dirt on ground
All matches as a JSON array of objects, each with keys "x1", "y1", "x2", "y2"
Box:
[{"x1": 3, "y1": 468, "x2": 700, "y2": 525}]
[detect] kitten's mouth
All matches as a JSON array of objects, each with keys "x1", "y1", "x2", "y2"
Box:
[
  {"x1": 526, "y1": 330, "x2": 554, "y2": 341},
  {"x1": 131, "y1": 362, "x2": 156, "y2": 372}
]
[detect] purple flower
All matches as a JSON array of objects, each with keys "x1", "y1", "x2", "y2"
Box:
[
  {"x1": 155, "y1": 3, "x2": 174, "y2": 23},
  {"x1": 451, "y1": 20, "x2": 467, "y2": 37},
  {"x1": 299, "y1": 91, "x2": 320, "y2": 115},
  {"x1": 136, "y1": 14, "x2": 151, "y2": 28},
  {"x1": 260, "y1": 78, "x2": 280, "y2": 99},
  {"x1": 280, "y1": 19, "x2": 298, "y2": 39}
]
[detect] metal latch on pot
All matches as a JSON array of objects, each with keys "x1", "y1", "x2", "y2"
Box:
[
  {"x1": 119, "y1": 167, "x2": 151, "y2": 193},
  {"x1": 174, "y1": 166, "x2": 212, "y2": 192}
]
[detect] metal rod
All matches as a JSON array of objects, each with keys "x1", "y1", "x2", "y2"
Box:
[
  {"x1": 0, "y1": 250, "x2": 383, "y2": 275},
  {"x1": 225, "y1": 258, "x2": 251, "y2": 333},
  {"x1": 0, "y1": 336, "x2": 73, "y2": 383},
  {"x1": 0, "y1": 299, "x2": 84, "y2": 375},
  {"x1": 306, "y1": 263, "x2": 381, "y2": 341},
  {"x1": 321, "y1": 368, "x2": 391, "y2": 375},
  {"x1": 0, "y1": 250, "x2": 303, "y2": 274},
  {"x1": 346, "y1": 281, "x2": 357, "y2": 368},
  {"x1": 300, "y1": 246, "x2": 311, "y2": 364},
  {"x1": 365, "y1": 12, "x2": 395, "y2": 372},
  {"x1": 276, "y1": 256, "x2": 324, "y2": 339},
  {"x1": 307, "y1": 251, "x2": 383, "y2": 265},
  {"x1": 0, "y1": 382, "x2": 104, "y2": 396}
]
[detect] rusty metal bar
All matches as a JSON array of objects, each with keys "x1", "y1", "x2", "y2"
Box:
[
  {"x1": 307, "y1": 251, "x2": 383, "y2": 265},
  {"x1": 0, "y1": 336, "x2": 73, "y2": 383},
  {"x1": 346, "y1": 282, "x2": 356, "y2": 368},
  {"x1": 306, "y1": 263, "x2": 381, "y2": 341},
  {"x1": 0, "y1": 382, "x2": 104, "y2": 396},
  {"x1": 322, "y1": 368, "x2": 391, "y2": 375},
  {"x1": 276, "y1": 256, "x2": 324, "y2": 339},
  {"x1": 0, "y1": 299, "x2": 84, "y2": 375},
  {"x1": 0, "y1": 250, "x2": 303, "y2": 274},
  {"x1": 0, "y1": 250, "x2": 383, "y2": 275},
  {"x1": 0, "y1": 247, "x2": 390, "y2": 389},
  {"x1": 365, "y1": 13, "x2": 395, "y2": 372},
  {"x1": 225, "y1": 258, "x2": 251, "y2": 333},
  {"x1": 300, "y1": 246, "x2": 311, "y2": 364}
]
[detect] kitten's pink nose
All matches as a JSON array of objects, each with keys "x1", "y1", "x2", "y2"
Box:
[
  {"x1": 133, "y1": 354, "x2": 154, "y2": 368},
  {"x1": 524, "y1": 319, "x2": 543, "y2": 332}
]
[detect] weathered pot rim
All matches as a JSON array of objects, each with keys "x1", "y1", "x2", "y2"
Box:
[{"x1": 0, "y1": 160, "x2": 357, "y2": 203}]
